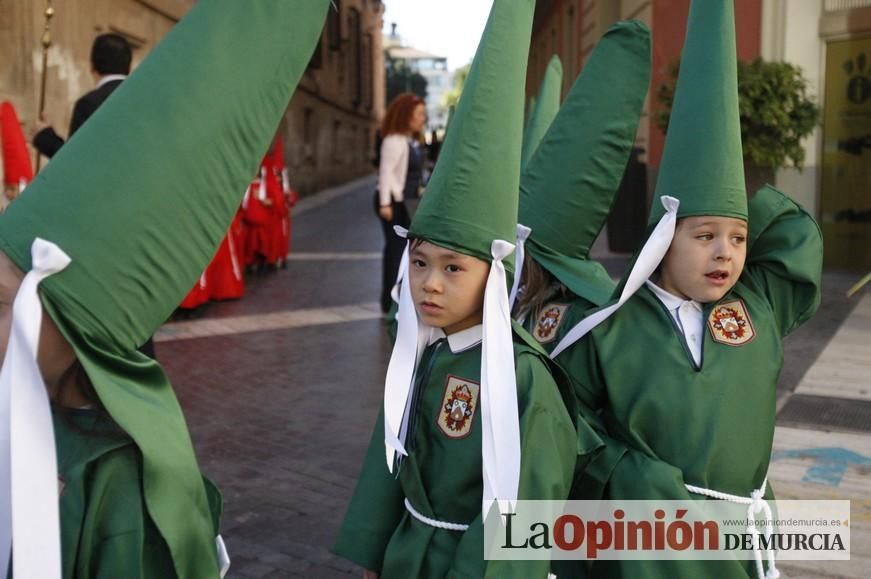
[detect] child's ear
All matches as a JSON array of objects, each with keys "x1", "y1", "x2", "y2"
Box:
[{"x1": 37, "y1": 311, "x2": 78, "y2": 390}]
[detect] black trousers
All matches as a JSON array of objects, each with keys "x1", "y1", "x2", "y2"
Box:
[{"x1": 374, "y1": 192, "x2": 410, "y2": 313}]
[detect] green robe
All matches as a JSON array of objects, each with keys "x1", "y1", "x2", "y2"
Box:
[
  {"x1": 32, "y1": 408, "x2": 224, "y2": 579},
  {"x1": 567, "y1": 186, "x2": 823, "y2": 578},
  {"x1": 334, "y1": 323, "x2": 600, "y2": 578}
]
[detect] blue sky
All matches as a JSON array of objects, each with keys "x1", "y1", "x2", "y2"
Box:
[{"x1": 381, "y1": 0, "x2": 495, "y2": 70}]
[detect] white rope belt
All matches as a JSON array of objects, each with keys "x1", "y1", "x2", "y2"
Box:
[
  {"x1": 403, "y1": 498, "x2": 470, "y2": 532},
  {"x1": 685, "y1": 478, "x2": 779, "y2": 579}
]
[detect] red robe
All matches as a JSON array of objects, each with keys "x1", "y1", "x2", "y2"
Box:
[
  {"x1": 243, "y1": 137, "x2": 296, "y2": 265},
  {"x1": 1, "y1": 101, "x2": 33, "y2": 198},
  {"x1": 207, "y1": 212, "x2": 245, "y2": 300}
]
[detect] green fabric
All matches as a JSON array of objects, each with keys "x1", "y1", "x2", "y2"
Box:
[
  {"x1": 53, "y1": 408, "x2": 175, "y2": 579},
  {"x1": 520, "y1": 55, "x2": 562, "y2": 172},
  {"x1": 408, "y1": 0, "x2": 534, "y2": 263},
  {"x1": 649, "y1": 0, "x2": 747, "y2": 224},
  {"x1": 568, "y1": 185, "x2": 821, "y2": 578},
  {"x1": 0, "y1": 1, "x2": 330, "y2": 577},
  {"x1": 520, "y1": 21, "x2": 650, "y2": 306},
  {"x1": 524, "y1": 96, "x2": 536, "y2": 132},
  {"x1": 335, "y1": 327, "x2": 589, "y2": 578}
]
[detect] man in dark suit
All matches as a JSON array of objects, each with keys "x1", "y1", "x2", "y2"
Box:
[{"x1": 33, "y1": 33, "x2": 131, "y2": 158}]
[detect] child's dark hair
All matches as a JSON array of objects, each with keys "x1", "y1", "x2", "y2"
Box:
[
  {"x1": 91, "y1": 33, "x2": 132, "y2": 76},
  {"x1": 513, "y1": 252, "x2": 573, "y2": 322},
  {"x1": 55, "y1": 361, "x2": 122, "y2": 437}
]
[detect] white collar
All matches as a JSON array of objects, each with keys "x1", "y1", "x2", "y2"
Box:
[
  {"x1": 96, "y1": 74, "x2": 127, "y2": 88},
  {"x1": 427, "y1": 324, "x2": 483, "y2": 354},
  {"x1": 645, "y1": 280, "x2": 702, "y2": 313}
]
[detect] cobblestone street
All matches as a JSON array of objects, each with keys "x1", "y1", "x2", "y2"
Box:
[{"x1": 155, "y1": 175, "x2": 871, "y2": 578}]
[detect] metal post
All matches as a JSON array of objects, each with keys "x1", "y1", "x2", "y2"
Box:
[{"x1": 34, "y1": 0, "x2": 55, "y2": 173}]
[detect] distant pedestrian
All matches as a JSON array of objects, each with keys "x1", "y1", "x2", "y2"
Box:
[
  {"x1": 32, "y1": 33, "x2": 132, "y2": 158},
  {"x1": 375, "y1": 92, "x2": 426, "y2": 313}
]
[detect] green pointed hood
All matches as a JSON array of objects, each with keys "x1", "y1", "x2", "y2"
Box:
[
  {"x1": 519, "y1": 21, "x2": 651, "y2": 305},
  {"x1": 0, "y1": 1, "x2": 329, "y2": 576},
  {"x1": 520, "y1": 54, "x2": 562, "y2": 171},
  {"x1": 408, "y1": 0, "x2": 534, "y2": 262},
  {"x1": 649, "y1": 0, "x2": 746, "y2": 225}
]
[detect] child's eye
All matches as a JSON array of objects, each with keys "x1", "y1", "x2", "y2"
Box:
[
  {"x1": 732, "y1": 235, "x2": 746, "y2": 244},
  {"x1": 696, "y1": 233, "x2": 713, "y2": 241},
  {"x1": 412, "y1": 259, "x2": 426, "y2": 268},
  {"x1": 445, "y1": 264, "x2": 462, "y2": 273}
]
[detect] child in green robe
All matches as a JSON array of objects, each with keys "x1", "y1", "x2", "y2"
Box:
[
  {"x1": 0, "y1": 2, "x2": 330, "y2": 577},
  {"x1": 511, "y1": 20, "x2": 651, "y2": 365},
  {"x1": 550, "y1": 2, "x2": 823, "y2": 578},
  {"x1": 334, "y1": 2, "x2": 595, "y2": 577}
]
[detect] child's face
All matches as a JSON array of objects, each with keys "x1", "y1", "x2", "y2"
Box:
[
  {"x1": 659, "y1": 215, "x2": 748, "y2": 303},
  {"x1": 0, "y1": 250, "x2": 76, "y2": 390},
  {"x1": 409, "y1": 240, "x2": 489, "y2": 335}
]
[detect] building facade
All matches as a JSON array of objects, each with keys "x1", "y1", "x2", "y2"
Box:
[
  {"x1": 284, "y1": 0, "x2": 385, "y2": 194},
  {"x1": 529, "y1": 0, "x2": 871, "y2": 270},
  {"x1": 0, "y1": 0, "x2": 384, "y2": 195}
]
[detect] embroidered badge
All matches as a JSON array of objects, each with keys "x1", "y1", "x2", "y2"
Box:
[
  {"x1": 707, "y1": 299, "x2": 755, "y2": 346},
  {"x1": 437, "y1": 376, "x2": 480, "y2": 438},
  {"x1": 533, "y1": 303, "x2": 569, "y2": 343}
]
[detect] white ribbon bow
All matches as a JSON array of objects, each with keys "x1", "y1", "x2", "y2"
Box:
[
  {"x1": 508, "y1": 224, "x2": 532, "y2": 310},
  {"x1": 383, "y1": 227, "x2": 428, "y2": 471},
  {"x1": 0, "y1": 238, "x2": 71, "y2": 579},
  {"x1": 481, "y1": 240, "x2": 520, "y2": 516},
  {"x1": 549, "y1": 196, "x2": 680, "y2": 359}
]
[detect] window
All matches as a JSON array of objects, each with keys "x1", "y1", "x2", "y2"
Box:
[
  {"x1": 363, "y1": 33, "x2": 374, "y2": 111},
  {"x1": 348, "y1": 8, "x2": 363, "y2": 107},
  {"x1": 308, "y1": 31, "x2": 324, "y2": 70},
  {"x1": 303, "y1": 108, "x2": 316, "y2": 164},
  {"x1": 327, "y1": 0, "x2": 342, "y2": 50},
  {"x1": 332, "y1": 120, "x2": 342, "y2": 163}
]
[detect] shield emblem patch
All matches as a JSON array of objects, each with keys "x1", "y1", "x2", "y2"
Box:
[
  {"x1": 437, "y1": 376, "x2": 480, "y2": 439},
  {"x1": 533, "y1": 303, "x2": 569, "y2": 343},
  {"x1": 707, "y1": 299, "x2": 755, "y2": 346}
]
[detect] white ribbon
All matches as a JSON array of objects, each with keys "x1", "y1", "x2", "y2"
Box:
[
  {"x1": 383, "y1": 228, "x2": 429, "y2": 472},
  {"x1": 257, "y1": 168, "x2": 267, "y2": 202},
  {"x1": 549, "y1": 196, "x2": 680, "y2": 359},
  {"x1": 281, "y1": 168, "x2": 290, "y2": 195},
  {"x1": 0, "y1": 238, "x2": 71, "y2": 579},
  {"x1": 216, "y1": 534, "x2": 231, "y2": 578},
  {"x1": 508, "y1": 224, "x2": 532, "y2": 310},
  {"x1": 481, "y1": 240, "x2": 520, "y2": 515},
  {"x1": 685, "y1": 478, "x2": 779, "y2": 579}
]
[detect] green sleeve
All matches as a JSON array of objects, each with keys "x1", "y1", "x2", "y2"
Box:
[
  {"x1": 744, "y1": 184, "x2": 823, "y2": 337},
  {"x1": 450, "y1": 355, "x2": 578, "y2": 579},
  {"x1": 77, "y1": 448, "x2": 176, "y2": 579},
  {"x1": 333, "y1": 410, "x2": 405, "y2": 572},
  {"x1": 556, "y1": 331, "x2": 629, "y2": 502}
]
